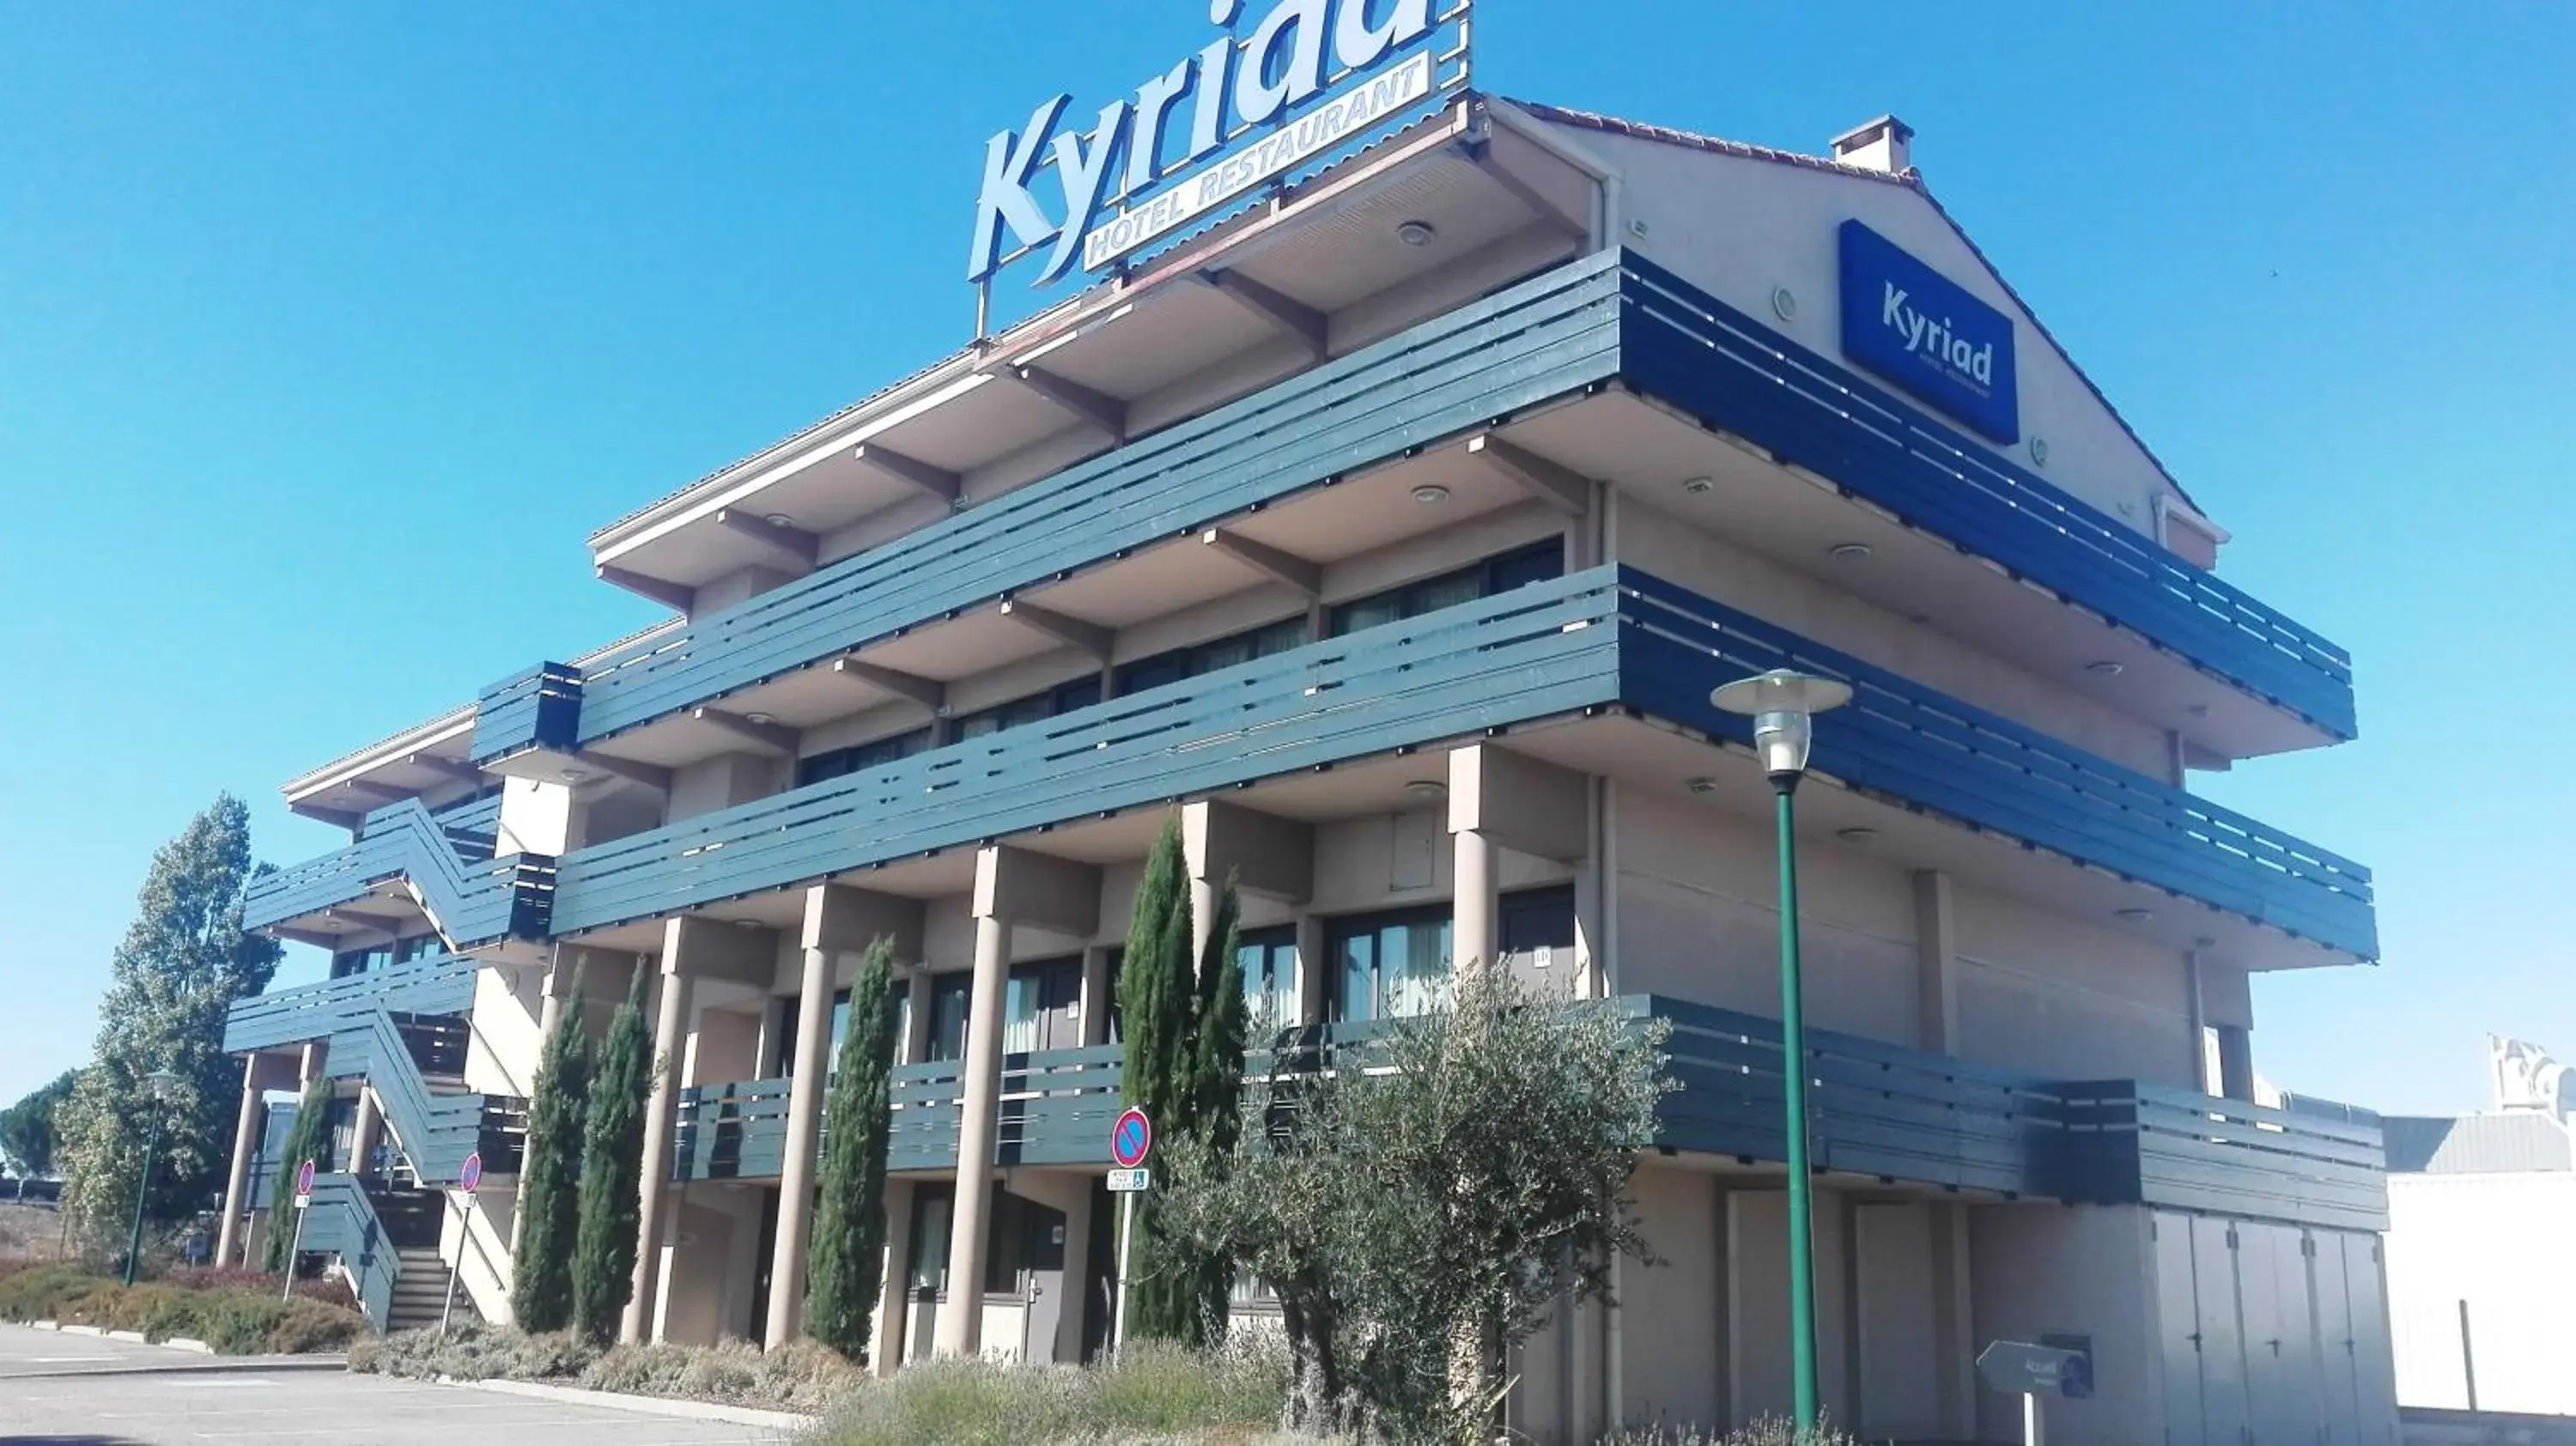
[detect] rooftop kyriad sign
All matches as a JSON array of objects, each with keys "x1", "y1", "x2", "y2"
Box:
[{"x1": 966, "y1": 0, "x2": 1471, "y2": 291}]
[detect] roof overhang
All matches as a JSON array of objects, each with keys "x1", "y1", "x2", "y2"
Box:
[{"x1": 584, "y1": 94, "x2": 1605, "y2": 607}]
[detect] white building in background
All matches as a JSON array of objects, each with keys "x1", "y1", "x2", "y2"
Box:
[{"x1": 2383, "y1": 1037, "x2": 2576, "y2": 1417}]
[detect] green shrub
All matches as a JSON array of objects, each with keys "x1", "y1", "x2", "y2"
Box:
[
  {"x1": 808, "y1": 1337, "x2": 1293, "y2": 1446},
  {"x1": 0, "y1": 1264, "x2": 361, "y2": 1353},
  {"x1": 1601, "y1": 1420, "x2": 1859, "y2": 1446},
  {"x1": 350, "y1": 1321, "x2": 605, "y2": 1383}
]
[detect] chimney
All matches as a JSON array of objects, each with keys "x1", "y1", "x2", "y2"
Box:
[{"x1": 1829, "y1": 114, "x2": 1915, "y2": 175}]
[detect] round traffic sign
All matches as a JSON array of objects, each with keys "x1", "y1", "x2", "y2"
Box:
[
  {"x1": 459, "y1": 1151, "x2": 483, "y2": 1194},
  {"x1": 1110, "y1": 1107, "x2": 1152, "y2": 1169},
  {"x1": 293, "y1": 1157, "x2": 316, "y2": 1199}
]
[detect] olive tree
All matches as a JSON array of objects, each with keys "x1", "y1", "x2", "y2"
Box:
[{"x1": 1161, "y1": 966, "x2": 1672, "y2": 1442}]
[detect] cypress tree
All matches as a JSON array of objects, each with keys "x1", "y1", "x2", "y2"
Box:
[
  {"x1": 1183, "y1": 876, "x2": 1246, "y2": 1336},
  {"x1": 261, "y1": 1076, "x2": 331, "y2": 1274},
  {"x1": 805, "y1": 937, "x2": 898, "y2": 1359},
  {"x1": 511, "y1": 968, "x2": 589, "y2": 1332},
  {"x1": 1118, "y1": 819, "x2": 1195, "y2": 1340},
  {"x1": 1115, "y1": 817, "x2": 1245, "y2": 1346},
  {"x1": 572, "y1": 969, "x2": 651, "y2": 1341}
]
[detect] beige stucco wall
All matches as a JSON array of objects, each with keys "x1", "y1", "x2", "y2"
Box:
[{"x1": 1971, "y1": 1203, "x2": 2161, "y2": 1446}]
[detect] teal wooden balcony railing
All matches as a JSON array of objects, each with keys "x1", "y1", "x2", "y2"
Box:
[
  {"x1": 224, "y1": 957, "x2": 478, "y2": 1054},
  {"x1": 242, "y1": 798, "x2": 554, "y2": 947},
  {"x1": 662, "y1": 995, "x2": 2385, "y2": 1232},
  {"x1": 225, "y1": 955, "x2": 519, "y2": 1185},
  {"x1": 485, "y1": 247, "x2": 2349, "y2": 762},
  {"x1": 551, "y1": 566, "x2": 2372, "y2": 959}
]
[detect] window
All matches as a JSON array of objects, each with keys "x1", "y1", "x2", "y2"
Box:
[
  {"x1": 1499, "y1": 884, "x2": 1577, "y2": 974},
  {"x1": 1115, "y1": 616, "x2": 1308, "y2": 696},
  {"x1": 331, "y1": 945, "x2": 392, "y2": 980},
  {"x1": 796, "y1": 726, "x2": 934, "y2": 788},
  {"x1": 953, "y1": 676, "x2": 1103, "y2": 741},
  {"x1": 1328, "y1": 906, "x2": 1452, "y2": 1023},
  {"x1": 392, "y1": 933, "x2": 441, "y2": 965},
  {"x1": 1236, "y1": 927, "x2": 1298, "y2": 1031},
  {"x1": 1326, "y1": 541, "x2": 1564, "y2": 638},
  {"x1": 925, "y1": 973, "x2": 973, "y2": 1063},
  {"x1": 1002, "y1": 957, "x2": 1083, "y2": 1054},
  {"x1": 772, "y1": 987, "x2": 854, "y2": 1078},
  {"x1": 907, "y1": 1188, "x2": 953, "y2": 1295}
]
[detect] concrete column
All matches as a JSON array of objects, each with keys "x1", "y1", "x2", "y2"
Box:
[
  {"x1": 874, "y1": 1179, "x2": 916, "y2": 1376},
  {"x1": 1294, "y1": 914, "x2": 1327, "y2": 1027},
  {"x1": 216, "y1": 1054, "x2": 282, "y2": 1266},
  {"x1": 1188, "y1": 876, "x2": 1219, "y2": 969},
  {"x1": 298, "y1": 1040, "x2": 327, "y2": 1086},
  {"x1": 1454, "y1": 827, "x2": 1498, "y2": 976},
  {"x1": 939, "y1": 907, "x2": 1012, "y2": 1357},
  {"x1": 1912, "y1": 871, "x2": 1959, "y2": 1054},
  {"x1": 767, "y1": 934, "x2": 838, "y2": 1347},
  {"x1": 351, "y1": 1087, "x2": 384, "y2": 1179},
  {"x1": 626, "y1": 948, "x2": 696, "y2": 1343},
  {"x1": 941, "y1": 845, "x2": 1097, "y2": 1358}
]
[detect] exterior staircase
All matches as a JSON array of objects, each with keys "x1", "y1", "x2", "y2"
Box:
[{"x1": 388, "y1": 1247, "x2": 470, "y2": 1333}]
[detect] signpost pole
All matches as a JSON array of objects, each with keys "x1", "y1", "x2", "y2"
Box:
[
  {"x1": 1106, "y1": 1107, "x2": 1152, "y2": 1361},
  {"x1": 282, "y1": 1158, "x2": 315, "y2": 1303},
  {"x1": 2023, "y1": 1389, "x2": 2044, "y2": 1446},
  {"x1": 439, "y1": 1191, "x2": 463, "y2": 1337},
  {"x1": 440, "y1": 1151, "x2": 483, "y2": 1339},
  {"x1": 1113, "y1": 1191, "x2": 1135, "y2": 1360},
  {"x1": 280, "y1": 1206, "x2": 307, "y2": 1302}
]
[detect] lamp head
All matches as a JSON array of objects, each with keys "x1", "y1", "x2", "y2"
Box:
[
  {"x1": 143, "y1": 1068, "x2": 181, "y2": 1102},
  {"x1": 1709, "y1": 668, "x2": 1854, "y2": 787}
]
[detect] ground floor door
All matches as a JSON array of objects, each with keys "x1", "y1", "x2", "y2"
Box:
[{"x1": 1019, "y1": 1197, "x2": 1068, "y2": 1361}]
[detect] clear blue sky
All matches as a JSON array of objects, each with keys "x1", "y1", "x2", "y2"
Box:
[{"x1": 3, "y1": 3, "x2": 2568, "y2": 1114}]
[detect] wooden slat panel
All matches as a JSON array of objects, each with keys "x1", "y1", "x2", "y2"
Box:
[
  {"x1": 1616, "y1": 253, "x2": 2356, "y2": 737},
  {"x1": 568, "y1": 255, "x2": 1628, "y2": 744}
]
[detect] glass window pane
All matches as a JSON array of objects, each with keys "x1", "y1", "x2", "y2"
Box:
[
  {"x1": 909, "y1": 1196, "x2": 951, "y2": 1292},
  {"x1": 1339, "y1": 933, "x2": 1377, "y2": 1023},
  {"x1": 1003, "y1": 972, "x2": 1038, "y2": 1055},
  {"x1": 1412, "y1": 572, "x2": 1480, "y2": 617}
]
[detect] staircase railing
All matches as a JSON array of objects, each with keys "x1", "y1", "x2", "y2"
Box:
[{"x1": 296, "y1": 1174, "x2": 398, "y2": 1330}]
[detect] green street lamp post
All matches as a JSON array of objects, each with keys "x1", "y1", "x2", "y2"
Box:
[
  {"x1": 1710, "y1": 668, "x2": 1853, "y2": 1437},
  {"x1": 122, "y1": 1068, "x2": 183, "y2": 1287}
]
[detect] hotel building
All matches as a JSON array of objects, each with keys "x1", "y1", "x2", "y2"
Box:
[{"x1": 210, "y1": 39, "x2": 2397, "y2": 1446}]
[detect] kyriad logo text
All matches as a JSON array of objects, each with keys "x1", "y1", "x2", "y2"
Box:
[
  {"x1": 1837, "y1": 220, "x2": 2020, "y2": 445},
  {"x1": 967, "y1": 0, "x2": 1465, "y2": 289}
]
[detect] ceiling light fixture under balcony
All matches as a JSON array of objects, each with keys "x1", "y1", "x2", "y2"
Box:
[
  {"x1": 1828, "y1": 542, "x2": 1873, "y2": 562},
  {"x1": 2116, "y1": 907, "x2": 2154, "y2": 923},
  {"x1": 1404, "y1": 779, "x2": 1448, "y2": 802},
  {"x1": 1395, "y1": 219, "x2": 1437, "y2": 247},
  {"x1": 2086, "y1": 660, "x2": 2125, "y2": 677},
  {"x1": 1835, "y1": 827, "x2": 1878, "y2": 844},
  {"x1": 1411, "y1": 483, "x2": 1451, "y2": 506}
]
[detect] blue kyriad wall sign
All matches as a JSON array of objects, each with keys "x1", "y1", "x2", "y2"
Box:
[{"x1": 1838, "y1": 219, "x2": 2020, "y2": 444}]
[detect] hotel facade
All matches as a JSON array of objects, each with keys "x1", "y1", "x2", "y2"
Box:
[{"x1": 210, "y1": 20, "x2": 2397, "y2": 1444}]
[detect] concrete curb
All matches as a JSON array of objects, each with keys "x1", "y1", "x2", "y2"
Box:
[{"x1": 460, "y1": 1376, "x2": 819, "y2": 1430}]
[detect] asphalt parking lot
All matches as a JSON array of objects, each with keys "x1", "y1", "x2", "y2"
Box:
[{"x1": 0, "y1": 1325, "x2": 801, "y2": 1445}]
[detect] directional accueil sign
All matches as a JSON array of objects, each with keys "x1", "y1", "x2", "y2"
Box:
[
  {"x1": 1977, "y1": 1339, "x2": 2088, "y2": 1398},
  {"x1": 1111, "y1": 1107, "x2": 1153, "y2": 1170}
]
